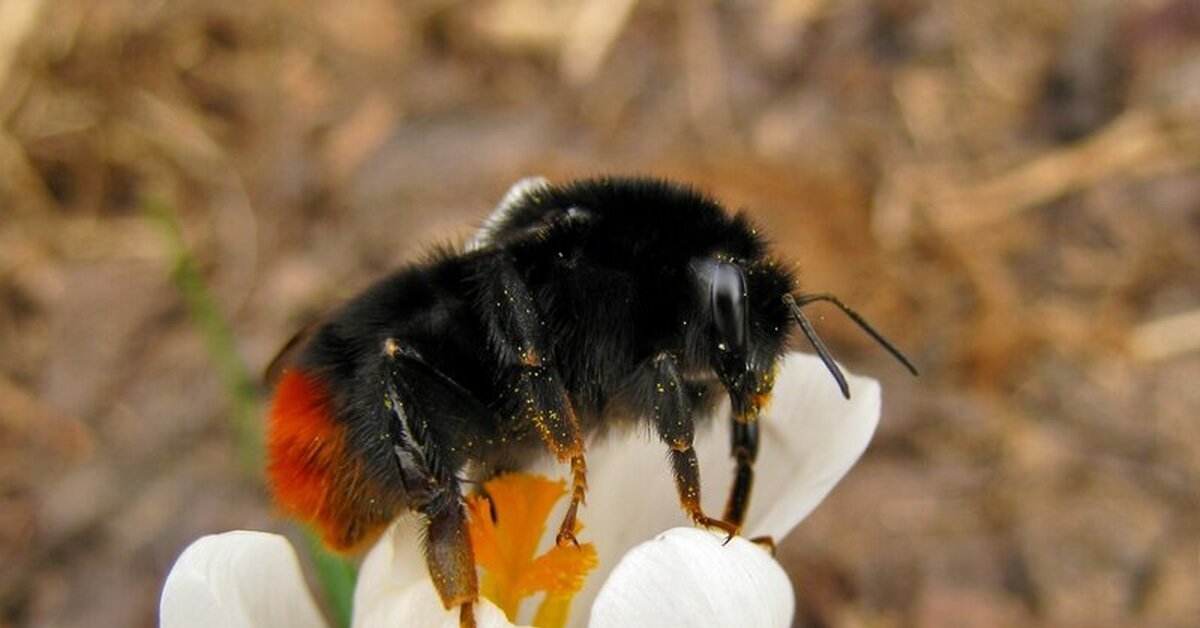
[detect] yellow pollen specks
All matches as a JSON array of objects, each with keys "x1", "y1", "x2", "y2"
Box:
[{"x1": 466, "y1": 473, "x2": 598, "y2": 628}]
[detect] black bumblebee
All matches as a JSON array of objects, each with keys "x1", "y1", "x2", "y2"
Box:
[{"x1": 266, "y1": 176, "x2": 916, "y2": 626}]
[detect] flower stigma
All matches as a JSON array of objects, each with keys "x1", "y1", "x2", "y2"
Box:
[{"x1": 466, "y1": 472, "x2": 598, "y2": 627}]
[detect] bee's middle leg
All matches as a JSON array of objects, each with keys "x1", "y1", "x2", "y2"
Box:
[
  {"x1": 517, "y1": 362, "x2": 587, "y2": 547},
  {"x1": 476, "y1": 254, "x2": 588, "y2": 547}
]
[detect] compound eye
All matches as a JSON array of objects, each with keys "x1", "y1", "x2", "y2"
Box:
[{"x1": 710, "y1": 262, "x2": 748, "y2": 356}]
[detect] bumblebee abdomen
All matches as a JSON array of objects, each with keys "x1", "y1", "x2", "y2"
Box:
[{"x1": 267, "y1": 369, "x2": 399, "y2": 552}]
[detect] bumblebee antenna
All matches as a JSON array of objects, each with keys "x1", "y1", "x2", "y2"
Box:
[
  {"x1": 784, "y1": 294, "x2": 851, "y2": 398},
  {"x1": 794, "y1": 293, "x2": 919, "y2": 376},
  {"x1": 784, "y1": 293, "x2": 920, "y2": 399}
]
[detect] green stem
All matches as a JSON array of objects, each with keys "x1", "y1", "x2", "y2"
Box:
[
  {"x1": 305, "y1": 532, "x2": 359, "y2": 628},
  {"x1": 143, "y1": 198, "x2": 262, "y2": 470},
  {"x1": 144, "y1": 198, "x2": 357, "y2": 628}
]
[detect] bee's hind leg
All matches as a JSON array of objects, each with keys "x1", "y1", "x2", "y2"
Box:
[
  {"x1": 418, "y1": 488, "x2": 478, "y2": 628},
  {"x1": 381, "y1": 341, "x2": 479, "y2": 626}
]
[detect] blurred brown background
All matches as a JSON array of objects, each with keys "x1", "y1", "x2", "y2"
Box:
[{"x1": 2, "y1": 0, "x2": 1199, "y2": 626}]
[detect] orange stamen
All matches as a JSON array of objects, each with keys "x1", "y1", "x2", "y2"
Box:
[{"x1": 466, "y1": 473, "x2": 598, "y2": 626}]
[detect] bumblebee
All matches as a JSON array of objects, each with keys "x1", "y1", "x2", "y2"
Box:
[{"x1": 266, "y1": 176, "x2": 916, "y2": 626}]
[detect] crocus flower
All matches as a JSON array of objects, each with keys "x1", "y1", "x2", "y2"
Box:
[{"x1": 161, "y1": 352, "x2": 881, "y2": 627}]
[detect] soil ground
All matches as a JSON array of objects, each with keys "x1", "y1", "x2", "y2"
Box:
[{"x1": 2, "y1": 1, "x2": 1198, "y2": 626}]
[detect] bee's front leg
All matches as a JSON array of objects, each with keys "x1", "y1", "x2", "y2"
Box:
[
  {"x1": 702, "y1": 259, "x2": 772, "y2": 538},
  {"x1": 639, "y1": 351, "x2": 740, "y2": 539},
  {"x1": 723, "y1": 419, "x2": 758, "y2": 528}
]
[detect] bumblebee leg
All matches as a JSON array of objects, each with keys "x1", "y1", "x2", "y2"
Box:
[
  {"x1": 380, "y1": 341, "x2": 479, "y2": 624},
  {"x1": 748, "y1": 535, "x2": 777, "y2": 556},
  {"x1": 723, "y1": 418, "x2": 758, "y2": 528},
  {"x1": 475, "y1": 254, "x2": 588, "y2": 547},
  {"x1": 643, "y1": 352, "x2": 739, "y2": 538},
  {"x1": 700, "y1": 259, "x2": 777, "y2": 533},
  {"x1": 419, "y1": 489, "x2": 478, "y2": 628}
]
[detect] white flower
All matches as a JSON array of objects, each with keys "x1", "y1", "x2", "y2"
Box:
[{"x1": 161, "y1": 352, "x2": 881, "y2": 627}]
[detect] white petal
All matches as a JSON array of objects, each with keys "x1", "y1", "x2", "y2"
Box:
[
  {"x1": 533, "y1": 416, "x2": 678, "y2": 624},
  {"x1": 589, "y1": 527, "x2": 793, "y2": 628},
  {"x1": 352, "y1": 517, "x2": 529, "y2": 628},
  {"x1": 352, "y1": 516, "x2": 432, "y2": 627},
  {"x1": 355, "y1": 578, "x2": 526, "y2": 628},
  {"x1": 160, "y1": 531, "x2": 327, "y2": 628},
  {"x1": 538, "y1": 352, "x2": 879, "y2": 624}
]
